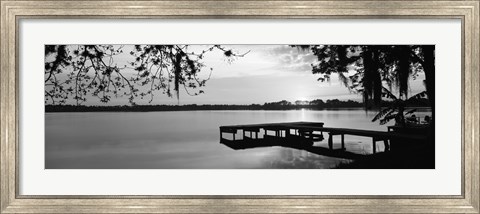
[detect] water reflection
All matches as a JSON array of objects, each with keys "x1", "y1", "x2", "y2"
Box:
[
  {"x1": 266, "y1": 149, "x2": 347, "y2": 169},
  {"x1": 45, "y1": 109, "x2": 430, "y2": 169}
]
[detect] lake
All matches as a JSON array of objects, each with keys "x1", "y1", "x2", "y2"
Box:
[{"x1": 45, "y1": 109, "x2": 431, "y2": 169}]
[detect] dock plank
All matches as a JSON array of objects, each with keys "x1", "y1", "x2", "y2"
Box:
[
  {"x1": 220, "y1": 121, "x2": 430, "y2": 158},
  {"x1": 220, "y1": 122, "x2": 426, "y2": 141}
]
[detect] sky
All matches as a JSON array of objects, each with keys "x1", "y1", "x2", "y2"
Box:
[{"x1": 45, "y1": 45, "x2": 426, "y2": 106}]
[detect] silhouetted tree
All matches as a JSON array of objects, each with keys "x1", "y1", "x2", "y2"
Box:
[
  {"x1": 295, "y1": 100, "x2": 309, "y2": 105},
  {"x1": 372, "y1": 87, "x2": 428, "y2": 126},
  {"x1": 294, "y1": 45, "x2": 434, "y2": 117},
  {"x1": 45, "y1": 45, "x2": 248, "y2": 105},
  {"x1": 309, "y1": 99, "x2": 325, "y2": 106}
]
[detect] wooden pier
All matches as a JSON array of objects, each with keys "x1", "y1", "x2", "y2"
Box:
[{"x1": 220, "y1": 121, "x2": 427, "y2": 154}]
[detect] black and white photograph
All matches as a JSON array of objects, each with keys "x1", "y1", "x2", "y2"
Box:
[{"x1": 45, "y1": 44, "x2": 435, "y2": 169}]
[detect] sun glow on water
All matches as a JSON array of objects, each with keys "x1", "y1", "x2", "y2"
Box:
[{"x1": 300, "y1": 108, "x2": 306, "y2": 121}]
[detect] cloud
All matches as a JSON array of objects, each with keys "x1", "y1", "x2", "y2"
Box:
[
  {"x1": 193, "y1": 45, "x2": 319, "y2": 80},
  {"x1": 264, "y1": 45, "x2": 317, "y2": 74}
]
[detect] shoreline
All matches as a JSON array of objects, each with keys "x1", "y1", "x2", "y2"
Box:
[{"x1": 45, "y1": 105, "x2": 432, "y2": 113}]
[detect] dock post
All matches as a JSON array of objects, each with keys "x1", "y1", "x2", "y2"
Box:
[
  {"x1": 233, "y1": 133, "x2": 235, "y2": 141},
  {"x1": 372, "y1": 138, "x2": 376, "y2": 154},
  {"x1": 243, "y1": 130, "x2": 245, "y2": 138},
  {"x1": 328, "y1": 133, "x2": 333, "y2": 150},
  {"x1": 255, "y1": 132, "x2": 258, "y2": 139},
  {"x1": 341, "y1": 134, "x2": 345, "y2": 150},
  {"x1": 384, "y1": 139, "x2": 390, "y2": 151}
]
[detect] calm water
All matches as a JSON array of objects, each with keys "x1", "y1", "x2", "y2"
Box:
[{"x1": 45, "y1": 109, "x2": 430, "y2": 169}]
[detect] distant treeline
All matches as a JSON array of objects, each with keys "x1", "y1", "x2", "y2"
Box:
[{"x1": 45, "y1": 98, "x2": 430, "y2": 112}]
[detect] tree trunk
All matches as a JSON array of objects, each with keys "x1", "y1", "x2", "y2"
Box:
[{"x1": 422, "y1": 45, "x2": 435, "y2": 119}]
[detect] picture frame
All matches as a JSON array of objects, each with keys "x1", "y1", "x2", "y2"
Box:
[{"x1": 1, "y1": 0, "x2": 478, "y2": 213}]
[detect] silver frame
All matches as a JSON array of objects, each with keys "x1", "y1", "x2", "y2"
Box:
[{"x1": 1, "y1": 1, "x2": 479, "y2": 213}]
